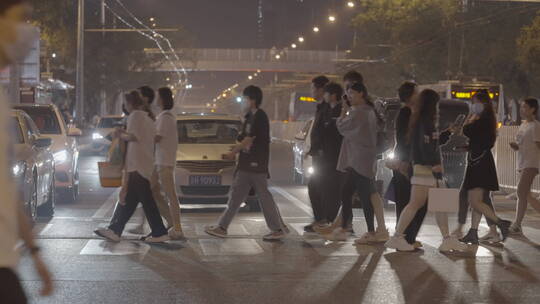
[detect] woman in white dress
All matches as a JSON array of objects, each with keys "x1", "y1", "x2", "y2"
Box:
[{"x1": 509, "y1": 98, "x2": 540, "y2": 235}]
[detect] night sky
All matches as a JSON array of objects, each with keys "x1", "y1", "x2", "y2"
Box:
[{"x1": 96, "y1": 0, "x2": 355, "y2": 105}]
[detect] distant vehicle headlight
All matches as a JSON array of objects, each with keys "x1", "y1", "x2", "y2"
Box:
[
  {"x1": 387, "y1": 152, "x2": 395, "y2": 159},
  {"x1": 92, "y1": 132, "x2": 104, "y2": 140},
  {"x1": 53, "y1": 150, "x2": 69, "y2": 164}
]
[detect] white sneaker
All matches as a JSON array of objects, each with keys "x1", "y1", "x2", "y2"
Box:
[
  {"x1": 127, "y1": 225, "x2": 145, "y2": 235},
  {"x1": 169, "y1": 229, "x2": 185, "y2": 240},
  {"x1": 479, "y1": 230, "x2": 502, "y2": 243},
  {"x1": 263, "y1": 229, "x2": 288, "y2": 241},
  {"x1": 439, "y1": 237, "x2": 468, "y2": 253},
  {"x1": 354, "y1": 232, "x2": 376, "y2": 245},
  {"x1": 144, "y1": 234, "x2": 170, "y2": 243},
  {"x1": 385, "y1": 235, "x2": 415, "y2": 251},
  {"x1": 324, "y1": 228, "x2": 349, "y2": 241},
  {"x1": 374, "y1": 228, "x2": 390, "y2": 242},
  {"x1": 94, "y1": 228, "x2": 121, "y2": 242}
]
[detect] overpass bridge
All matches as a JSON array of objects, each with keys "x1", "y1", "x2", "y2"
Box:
[{"x1": 148, "y1": 48, "x2": 348, "y2": 73}]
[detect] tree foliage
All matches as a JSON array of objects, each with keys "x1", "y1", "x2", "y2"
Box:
[{"x1": 350, "y1": 0, "x2": 539, "y2": 97}]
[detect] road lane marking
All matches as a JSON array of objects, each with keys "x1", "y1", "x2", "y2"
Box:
[
  {"x1": 39, "y1": 224, "x2": 53, "y2": 236},
  {"x1": 270, "y1": 186, "x2": 313, "y2": 217},
  {"x1": 92, "y1": 189, "x2": 120, "y2": 219}
]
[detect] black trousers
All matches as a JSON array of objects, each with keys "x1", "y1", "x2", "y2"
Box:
[
  {"x1": 109, "y1": 171, "x2": 168, "y2": 237},
  {"x1": 392, "y1": 170, "x2": 427, "y2": 244},
  {"x1": 321, "y1": 168, "x2": 343, "y2": 223},
  {"x1": 458, "y1": 187, "x2": 496, "y2": 226},
  {"x1": 342, "y1": 169, "x2": 376, "y2": 232},
  {"x1": 0, "y1": 268, "x2": 27, "y2": 304},
  {"x1": 308, "y1": 156, "x2": 324, "y2": 223}
]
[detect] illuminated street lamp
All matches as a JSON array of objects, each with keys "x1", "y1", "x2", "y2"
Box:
[
  {"x1": 275, "y1": 54, "x2": 281, "y2": 60},
  {"x1": 149, "y1": 17, "x2": 155, "y2": 22},
  {"x1": 298, "y1": 36, "x2": 305, "y2": 43},
  {"x1": 347, "y1": 1, "x2": 355, "y2": 8},
  {"x1": 291, "y1": 43, "x2": 297, "y2": 49},
  {"x1": 328, "y1": 15, "x2": 336, "y2": 22},
  {"x1": 313, "y1": 26, "x2": 320, "y2": 33},
  {"x1": 248, "y1": 75, "x2": 253, "y2": 80},
  {"x1": 51, "y1": 53, "x2": 57, "y2": 58}
]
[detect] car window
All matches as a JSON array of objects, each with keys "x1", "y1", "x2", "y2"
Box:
[
  {"x1": 11, "y1": 117, "x2": 24, "y2": 144},
  {"x1": 98, "y1": 117, "x2": 123, "y2": 128},
  {"x1": 178, "y1": 120, "x2": 241, "y2": 144},
  {"x1": 22, "y1": 115, "x2": 39, "y2": 138},
  {"x1": 14, "y1": 106, "x2": 61, "y2": 135}
]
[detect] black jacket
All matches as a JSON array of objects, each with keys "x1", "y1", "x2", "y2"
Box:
[
  {"x1": 394, "y1": 106, "x2": 412, "y2": 162},
  {"x1": 237, "y1": 109, "x2": 270, "y2": 175},
  {"x1": 309, "y1": 101, "x2": 329, "y2": 155},
  {"x1": 408, "y1": 119, "x2": 442, "y2": 167},
  {"x1": 320, "y1": 102, "x2": 343, "y2": 167}
]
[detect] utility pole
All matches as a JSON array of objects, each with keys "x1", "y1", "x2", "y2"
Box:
[{"x1": 75, "y1": 0, "x2": 85, "y2": 125}]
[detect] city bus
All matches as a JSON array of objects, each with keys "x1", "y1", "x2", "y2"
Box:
[{"x1": 418, "y1": 79, "x2": 505, "y2": 122}]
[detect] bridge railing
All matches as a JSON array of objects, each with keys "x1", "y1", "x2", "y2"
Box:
[{"x1": 192, "y1": 48, "x2": 346, "y2": 63}]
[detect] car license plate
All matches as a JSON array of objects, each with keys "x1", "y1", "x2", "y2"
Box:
[{"x1": 189, "y1": 175, "x2": 221, "y2": 185}]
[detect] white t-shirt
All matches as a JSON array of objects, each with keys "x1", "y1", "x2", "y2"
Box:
[
  {"x1": 125, "y1": 110, "x2": 156, "y2": 180},
  {"x1": 155, "y1": 110, "x2": 178, "y2": 167},
  {"x1": 0, "y1": 87, "x2": 19, "y2": 269},
  {"x1": 516, "y1": 120, "x2": 540, "y2": 171}
]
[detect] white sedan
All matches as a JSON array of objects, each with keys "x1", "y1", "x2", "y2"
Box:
[
  {"x1": 14, "y1": 104, "x2": 82, "y2": 203},
  {"x1": 175, "y1": 113, "x2": 260, "y2": 212}
]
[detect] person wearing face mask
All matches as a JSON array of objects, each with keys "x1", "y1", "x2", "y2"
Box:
[
  {"x1": 508, "y1": 98, "x2": 540, "y2": 236},
  {"x1": 457, "y1": 90, "x2": 511, "y2": 244},
  {"x1": 0, "y1": 1, "x2": 53, "y2": 302},
  {"x1": 205, "y1": 86, "x2": 289, "y2": 241}
]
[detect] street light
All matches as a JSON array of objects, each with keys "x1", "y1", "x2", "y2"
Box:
[
  {"x1": 347, "y1": 1, "x2": 355, "y2": 8},
  {"x1": 298, "y1": 36, "x2": 304, "y2": 43},
  {"x1": 51, "y1": 53, "x2": 57, "y2": 58},
  {"x1": 291, "y1": 43, "x2": 297, "y2": 49},
  {"x1": 313, "y1": 26, "x2": 320, "y2": 33},
  {"x1": 149, "y1": 17, "x2": 155, "y2": 22},
  {"x1": 328, "y1": 15, "x2": 336, "y2": 22},
  {"x1": 275, "y1": 54, "x2": 281, "y2": 59},
  {"x1": 248, "y1": 75, "x2": 253, "y2": 80}
]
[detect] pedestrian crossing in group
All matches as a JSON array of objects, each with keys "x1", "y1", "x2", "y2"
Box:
[{"x1": 73, "y1": 221, "x2": 540, "y2": 258}]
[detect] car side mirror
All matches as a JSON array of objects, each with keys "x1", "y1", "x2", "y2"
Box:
[
  {"x1": 34, "y1": 137, "x2": 52, "y2": 148},
  {"x1": 68, "y1": 127, "x2": 82, "y2": 137}
]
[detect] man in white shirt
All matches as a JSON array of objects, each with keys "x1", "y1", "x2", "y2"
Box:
[
  {"x1": 95, "y1": 91, "x2": 169, "y2": 243},
  {"x1": 0, "y1": 1, "x2": 53, "y2": 302},
  {"x1": 151, "y1": 87, "x2": 183, "y2": 239}
]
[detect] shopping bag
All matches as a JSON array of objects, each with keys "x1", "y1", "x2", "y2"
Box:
[
  {"x1": 428, "y1": 180, "x2": 459, "y2": 213},
  {"x1": 98, "y1": 162, "x2": 123, "y2": 188}
]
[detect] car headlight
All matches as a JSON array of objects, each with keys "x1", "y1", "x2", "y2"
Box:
[
  {"x1": 12, "y1": 162, "x2": 25, "y2": 176},
  {"x1": 387, "y1": 152, "x2": 395, "y2": 159},
  {"x1": 92, "y1": 132, "x2": 104, "y2": 140},
  {"x1": 53, "y1": 150, "x2": 69, "y2": 164}
]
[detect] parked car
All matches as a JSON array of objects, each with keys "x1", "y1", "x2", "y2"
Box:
[
  {"x1": 13, "y1": 104, "x2": 82, "y2": 203},
  {"x1": 175, "y1": 113, "x2": 261, "y2": 211},
  {"x1": 90, "y1": 115, "x2": 124, "y2": 154},
  {"x1": 292, "y1": 120, "x2": 314, "y2": 185},
  {"x1": 11, "y1": 110, "x2": 56, "y2": 221}
]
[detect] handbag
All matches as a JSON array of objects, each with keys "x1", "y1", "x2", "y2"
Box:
[
  {"x1": 98, "y1": 138, "x2": 126, "y2": 188},
  {"x1": 98, "y1": 162, "x2": 123, "y2": 188},
  {"x1": 428, "y1": 179, "x2": 459, "y2": 213},
  {"x1": 411, "y1": 165, "x2": 437, "y2": 186}
]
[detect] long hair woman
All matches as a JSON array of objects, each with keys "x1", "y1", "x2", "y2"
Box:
[
  {"x1": 327, "y1": 82, "x2": 389, "y2": 243},
  {"x1": 385, "y1": 89, "x2": 467, "y2": 252},
  {"x1": 509, "y1": 98, "x2": 540, "y2": 235},
  {"x1": 458, "y1": 90, "x2": 511, "y2": 243}
]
